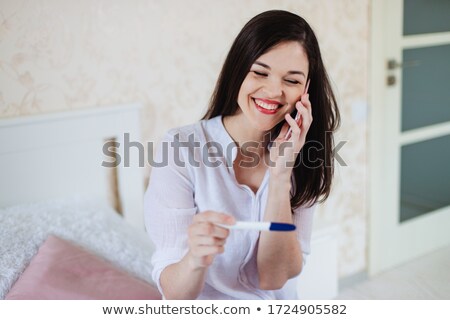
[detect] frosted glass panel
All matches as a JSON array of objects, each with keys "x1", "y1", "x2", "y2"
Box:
[
  {"x1": 403, "y1": 0, "x2": 450, "y2": 35},
  {"x1": 400, "y1": 135, "x2": 450, "y2": 222},
  {"x1": 401, "y1": 44, "x2": 450, "y2": 131}
]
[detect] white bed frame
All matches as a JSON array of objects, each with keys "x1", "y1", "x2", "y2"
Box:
[{"x1": 0, "y1": 104, "x2": 145, "y2": 230}]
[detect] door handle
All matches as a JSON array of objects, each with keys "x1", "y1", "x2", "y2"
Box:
[
  {"x1": 387, "y1": 59, "x2": 420, "y2": 70},
  {"x1": 386, "y1": 59, "x2": 421, "y2": 86}
]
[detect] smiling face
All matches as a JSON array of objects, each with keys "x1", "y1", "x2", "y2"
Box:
[{"x1": 236, "y1": 41, "x2": 309, "y2": 133}]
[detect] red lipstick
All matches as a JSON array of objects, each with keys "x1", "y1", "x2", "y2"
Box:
[
  {"x1": 256, "y1": 98, "x2": 282, "y2": 105},
  {"x1": 253, "y1": 98, "x2": 280, "y2": 115}
]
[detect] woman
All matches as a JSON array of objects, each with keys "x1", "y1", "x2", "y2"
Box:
[{"x1": 144, "y1": 10, "x2": 340, "y2": 299}]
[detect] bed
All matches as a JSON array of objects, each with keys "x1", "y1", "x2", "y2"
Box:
[{"x1": 0, "y1": 104, "x2": 161, "y2": 299}]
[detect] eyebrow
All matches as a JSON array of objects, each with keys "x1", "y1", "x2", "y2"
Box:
[{"x1": 254, "y1": 61, "x2": 306, "y2": 78}]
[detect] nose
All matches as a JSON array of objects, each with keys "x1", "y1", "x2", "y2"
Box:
[{"x1": 263, "y1": 78, "x2": 283, "y2": 99}]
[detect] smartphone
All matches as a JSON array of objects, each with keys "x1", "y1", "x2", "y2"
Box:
[{"x1": 284, "y1": 79, "x2": 310, "y2": 140}]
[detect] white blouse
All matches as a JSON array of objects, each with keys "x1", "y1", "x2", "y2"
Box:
[{"x1": 144, "y1": 115, "x2": 315, "y2": 299}]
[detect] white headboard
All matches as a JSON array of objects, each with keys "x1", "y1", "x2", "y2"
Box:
[{"x1": 0, "y1": 104, "x2": 145, "y2": 230}]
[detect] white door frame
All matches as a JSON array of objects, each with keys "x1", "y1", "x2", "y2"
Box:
[
  {"x1": 369, "y1": 0, "x2": 450, "y2": 276},
  {"x1": 369, "y1": 0, "x2": 388, "y2": 277}
]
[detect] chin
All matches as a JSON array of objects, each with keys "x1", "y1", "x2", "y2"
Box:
[{"x1": 251, "y1": 119, "x2": 281, "y2": 134}]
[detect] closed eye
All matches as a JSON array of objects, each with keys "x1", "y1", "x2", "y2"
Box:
[
  {"x1": 252, "y1": 71, "x2": 267, "y2": 77},
  {"x1": 285, "y1": 79, "x2": 300, "y2": 85}
]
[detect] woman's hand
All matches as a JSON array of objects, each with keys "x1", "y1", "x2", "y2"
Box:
[
  {"x1": 186, "y1": 211, "x2": 235, "y2": 270},
  {"x1": 270, "y1": 93, "x2": 313, "y2": 178}
]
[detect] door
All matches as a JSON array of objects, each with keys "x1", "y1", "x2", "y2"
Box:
[{"x1": 369, "y1": 0, "x2": 450, "y2": 275}]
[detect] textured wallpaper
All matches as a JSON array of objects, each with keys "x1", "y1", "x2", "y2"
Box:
[{"x1": 0, "y1": 0, "x2": 369, "y2": 278}]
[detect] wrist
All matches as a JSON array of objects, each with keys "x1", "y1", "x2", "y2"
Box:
[
  {"x1": 184, "y1": 250, "x2": 208, "y2": 273},
  {"x1": 268, "y1": 177, "x2": 291, "y2": 197},
  {"x1": 269, "y1": 170, "x2": 292, "y2": 188},
  {"x1": 269, "y1": 164, "x2": 293, "y2": 179}
]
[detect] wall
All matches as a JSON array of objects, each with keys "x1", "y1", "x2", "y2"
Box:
[{"x1": 0, "y1": 0, "x2": 369, "y2": 279}]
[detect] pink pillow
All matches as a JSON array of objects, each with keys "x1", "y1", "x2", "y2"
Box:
[{"x1": 5, "y1": 235, "x2": 161, "y2": 300}]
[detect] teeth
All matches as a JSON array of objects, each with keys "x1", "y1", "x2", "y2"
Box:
[{"x1": 254, "y1": 99, "x2": 279, "y2": 110}]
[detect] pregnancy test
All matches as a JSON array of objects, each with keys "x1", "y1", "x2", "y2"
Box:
[{"x1": 217, "y1": 221, "x2": 296, "y2": 232}]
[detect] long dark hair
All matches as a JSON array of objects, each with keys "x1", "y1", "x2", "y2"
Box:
[{"x1": 202, "y1": 10, "x2": 340, "y2": 209}]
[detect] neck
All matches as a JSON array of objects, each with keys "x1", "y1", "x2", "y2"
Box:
[{"x1": 222, "y1": 114, "x2": 271, "y2": 156}]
